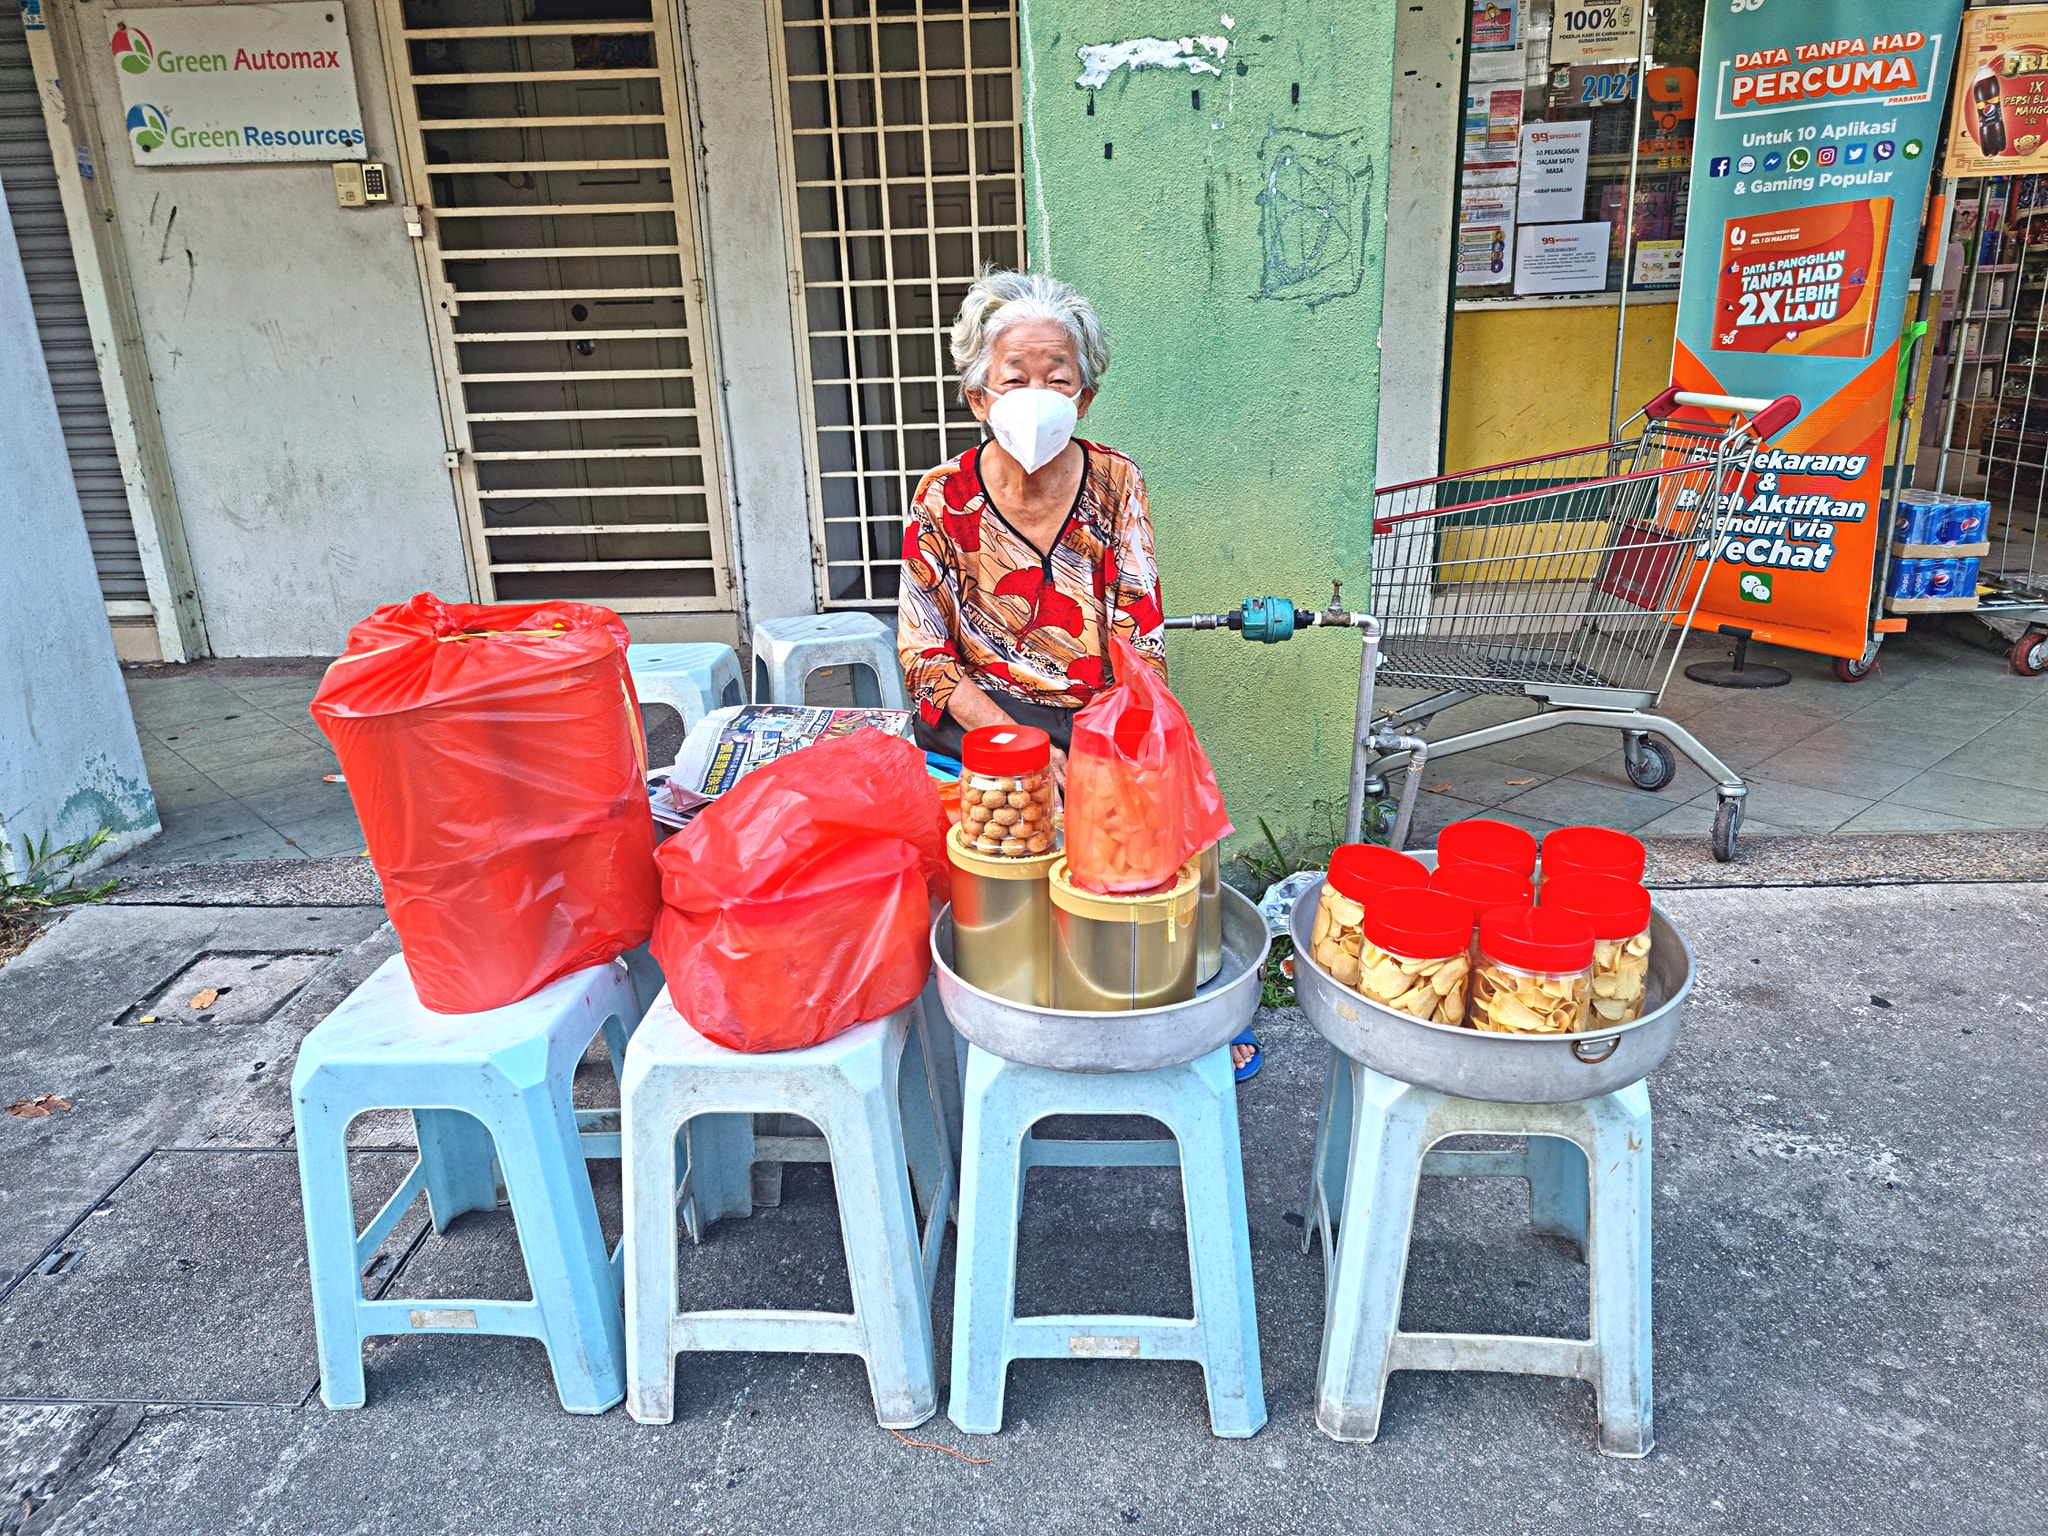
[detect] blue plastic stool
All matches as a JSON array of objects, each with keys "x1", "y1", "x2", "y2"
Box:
[
  {"x1": 621, "y1": 994, "x2": 954, "y2": 1428},
  {"x1": 1302, "y1": 1048, "x2": 1653, "y2": 1456},
  {"x1": 626, "y1": 642, "x2": 746, "y2": 731},
  {"x1": 947, "y1": 1042, "x2": 1266, "y2": 1438},
  {"x1": 751, "y1": 612, "x2": 910, "y2": 709},
  {"x1": 291, "y1": 954, "x2": 642, "y2": 1414}
]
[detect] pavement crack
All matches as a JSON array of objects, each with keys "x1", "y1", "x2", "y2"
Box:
[{"x1": 16, "y1": 1404, "x2": 149, "y2": 1535}]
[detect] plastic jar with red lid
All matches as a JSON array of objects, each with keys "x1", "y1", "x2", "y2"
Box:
[
  {"x1": 1539, "y1": 873, "x2": 1653, "y2": 1025},
  {"x1": 1310, "y1": 883, "x2": 1472, "y2": 1025},
  {"x1": 1309, "y1": 845, "x2": 1427, "y2": 969},
  {"x1": 1469, "y1": 906, "x2": 1596, "y2": 1035},
  {"x1": 959, "y1": 725, "x2": 1057, "y2": 858},
  {"x1": 1436, "y1": 818, "x2": 1539, "y2": 878},
  {"x1": 1540, "y1": 825, "x2": 1647, "y2": 885},
  {"x1": 1430, "y1": 860, "x2": 1535, "y2": 929}
]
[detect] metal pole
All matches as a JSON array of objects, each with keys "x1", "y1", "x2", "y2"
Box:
[{"x1": 1607, "y1": 1, "x2": 1655, "y2": 443}]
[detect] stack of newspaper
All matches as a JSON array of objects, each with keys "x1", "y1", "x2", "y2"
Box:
[{"x1": 648, "y1": 704, "x2": 916, "y2": 829}]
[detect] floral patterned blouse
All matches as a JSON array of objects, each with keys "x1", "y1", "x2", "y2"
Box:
[{"x1": 897, "y1": 441, "x2": 1168, "y2": 729}]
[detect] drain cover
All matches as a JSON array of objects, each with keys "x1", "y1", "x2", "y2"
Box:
[{"x1": 116, "y1": 953, "x2": 330, "y2": 1028}]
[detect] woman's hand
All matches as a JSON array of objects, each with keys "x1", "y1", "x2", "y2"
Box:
[{"x1": 1048, "y1": 743, "x2": 1068, "y2": 800}]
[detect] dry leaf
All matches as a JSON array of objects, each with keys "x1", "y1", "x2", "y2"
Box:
[
  {"x1": 1424, "y1": 782, "x2": 1453, "y2": 794},
  {"x1": 323, "y1": 774, "x2": 346, "y2": 783},
  {"x1": 6, "y1": 1095, "x2": 71, "y2": 1119},
  {"x1": 189, "y1": 988, "x2": 219, "y2": 1010},
  {"x1": 1507, "y1": 777, "x2": 1535, "y2": 786},
  {"x1": 138, "y1": 1014, "x2": 157, "y2": 1025}
]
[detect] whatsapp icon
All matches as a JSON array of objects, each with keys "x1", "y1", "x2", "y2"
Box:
[{"x1": 1788, "y1": 146, "x2": 1811, "y2": 171}]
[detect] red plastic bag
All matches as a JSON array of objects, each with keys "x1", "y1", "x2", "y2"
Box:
[
  {"x1": 311, "y1": 592, "x2": 660, "y2": 1014},
  {"x1": 651, "y1": 729, "x2": 951, "y2": 1052},
  {"x1": 1064, "y1": 636, "x2": 1233, "y2": 894}
]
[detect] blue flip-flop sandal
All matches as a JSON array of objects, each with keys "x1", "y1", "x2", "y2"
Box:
[{"x1": 1231, "y1": 1027, "x2": 1262, "y2": 1083}]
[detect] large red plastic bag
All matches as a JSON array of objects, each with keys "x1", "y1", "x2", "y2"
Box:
[
  {"x1": 311, "y1": 592, "x2": 660, "y2": 1014},
  {"x1": 651, "y1": 729, "x2": 950, "y2": 1052},
  {"x1": 1064, "y1": 636, "x2": 1234, "y2": 894}
]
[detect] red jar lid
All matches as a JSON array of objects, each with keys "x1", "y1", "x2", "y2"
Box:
[
  {"x1": 1430, "y1": 860, "x2": 1534, "y2": 920},
  {"x1": 1326, "y1": 843, "x2": 1429, "y2": 904},
  {"x1": 1480, "y1": 905, "x2": 1594, "y2": 973},
  {"x1": 1542, "y1": 825, "x2": 1647, "y2": 883},
  {"x1": 1362, "y1": 888, "x2": 1474, "y2": 960},
  {"x1": 1436, "y1": 818, "x2": 1538, "y2": 877},
  {"x1": 1539, "y1": 873, "x2": 1652, "y2": 940},
  {"x1": 961, "y1": 724, "x2": 1051, "y2": 774}
]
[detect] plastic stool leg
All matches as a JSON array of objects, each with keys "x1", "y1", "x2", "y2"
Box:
[
  {"x1": 624, "y1": 1103, "x2": 682, "y2": 1425},
  {"x1": 916, "y1": 982, "x2": 964, "y2": 1180},
  {"x1": 1314, "y1": 1064, "x2": 1434, "y2": 1442},
  {"x1": 678, "y1": 1112, "x2": 755, "y2": 1241},
  {"x1": 1585, "y1": 1082, "x2": 1654, "y2": 1457},
  {"x1": 492, "y1": 1084, "x2": 626, "y2": 1414},
  {"x1": 1163, "y1": 1047, "x2": 1267, "y2": 1438},
  {"x1": 1301, "y1": 1044, "x2": 1354, "y2": 1255},
  {"x1": 948, "y1": 1046, "x2": 1028, "y2": 1435},
  {"x1": 827, "y1": 1049, "x2": 938, "y2": 1428},
  {"x1": 1527, "y1": 1135, "x2": 1590, "y2": 1255},
  {"x1": 294, "y1": 1094, "x2": 370, "y2": 1410},
  {"x1": 414, "y1": 1108, "x2": 499, "y2": 1232}
]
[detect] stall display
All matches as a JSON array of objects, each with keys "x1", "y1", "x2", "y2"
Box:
[
  {"x1": 1048, "y1": 856, "x2": 1202, "y2": 1011},
  {"x1": 1539, "y1": 873, "x2": 1654, "y2": 1023},
  {"x1": 1469, "y1": 906, "x2": 1597, "y2": 1035},
  {"x1": 957, "y1": 725, "x2": 1057, "y2": 857},
  {"x1": 310, "y1": 593, "x2": 659, "y2": 1015}
]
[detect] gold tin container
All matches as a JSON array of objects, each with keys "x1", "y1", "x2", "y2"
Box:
[
  {"x1": 1048, "y1": 856, "x2": 1201, "y2": 1012},
  {"x1": 947, "y1": 824, "x2": 1058, "y2": 1006},
  {"x1": 1197, "y1": 843, "x2": 1223, "y2": 986}
]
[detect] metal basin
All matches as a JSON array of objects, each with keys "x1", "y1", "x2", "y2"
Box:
[
  {"x1": 932, "y1": 885, "x2": 1269, "y2": 1072},
  {"x1": 1288, "y1": 874, "x2": 1692, "y2": 1103}
]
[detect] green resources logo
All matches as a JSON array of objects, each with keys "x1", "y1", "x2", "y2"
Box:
[
  {"x1": 110, "y1": 22, "x2": 153, "y2": 74},
  {"x1": 125, "y1": 102, "x2": 167, "y2": 151},
  {"x1": 1738, "y1": 570, "x2": 1774, "y2": 604}
]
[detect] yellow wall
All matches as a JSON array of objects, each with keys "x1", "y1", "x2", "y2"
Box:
[{"x1": 1445, "y1": 301, "x2": 1678, "y2": 472}]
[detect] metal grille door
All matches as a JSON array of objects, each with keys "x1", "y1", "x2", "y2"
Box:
[
  {"x1": 0, "y1": 1, "x2": 148, "y2": 612},
  {"x1": 379, "y1": 0, "x2": 731, "y2": 611},
  {"x1": 773, "y1": 0, "x2": 1024, "y2": 607}
]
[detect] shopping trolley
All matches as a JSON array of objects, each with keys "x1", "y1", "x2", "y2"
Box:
[{"x1": 1166, "y1": 388, "x2": 1798, "y2": 862}]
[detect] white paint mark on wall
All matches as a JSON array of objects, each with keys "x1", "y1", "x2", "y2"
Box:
[{"x1": 1075, "y1": 35, "x2": 1230, "y2": 90}]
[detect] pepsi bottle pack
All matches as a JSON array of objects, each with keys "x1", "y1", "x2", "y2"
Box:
[{"x1": 1891, "y1": 491, "x2": 1991, "y2": 548}]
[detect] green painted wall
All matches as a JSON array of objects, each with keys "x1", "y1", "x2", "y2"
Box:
[{"x1": 1021, "y1": 0, "x2": 1397, "y2": 852}]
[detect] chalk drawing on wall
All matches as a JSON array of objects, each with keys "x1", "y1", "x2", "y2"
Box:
[{"x1": 1256, "y1": 126, "x2": 1375, "y2": 308}]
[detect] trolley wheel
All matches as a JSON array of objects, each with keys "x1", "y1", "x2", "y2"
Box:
[
  {"x1": 1624, "y1": 736, "x2": 1678, "y2": 792},
  {"x1": 1711, "y1": 798, "x2": 1743, "y2": 864},
  {"x1": 2011, "y1": 631, "x2": 2048, "y2": 677},
  {"x1": 1832, "y1": 645, "x2": 1881, "y2": 683}
]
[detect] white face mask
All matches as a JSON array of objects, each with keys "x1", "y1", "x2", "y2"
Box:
[{"x1": 984, "y1": 386, "x2": 1078, "y2": 474}]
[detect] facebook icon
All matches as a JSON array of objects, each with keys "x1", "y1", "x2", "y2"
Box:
[{"x1": 1710, "y1": 156, "x2": 1732, "y2": 177}]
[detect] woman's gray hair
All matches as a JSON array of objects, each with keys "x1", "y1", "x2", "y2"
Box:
[{"x1": 951, "y1": 268, "x2": 1111, "y2": 395}]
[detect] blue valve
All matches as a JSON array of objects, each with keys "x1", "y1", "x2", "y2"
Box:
[{"x1": 1239, "y1": 596, "x2": 1297, "y2": 643}]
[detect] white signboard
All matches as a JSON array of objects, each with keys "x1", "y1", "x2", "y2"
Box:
[
  {"x1": 1515, "y1": 121, "x2": 1590, "y2": 224},
  {"x1": 1513, "y1": 221, "x2": 1610, "y2": 295},
  {"x1": 108, "y1": 4, "x2": 364, "y2": 166},
  {"x1": 1551, "y1": 3, "x2": 1639, "y2": 66}
]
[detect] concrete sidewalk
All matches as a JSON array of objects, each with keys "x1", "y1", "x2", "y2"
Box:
[
  {"x1": 0, "y1": 851, "x2": 2041, "y2": 1534},
  {"x1": 113, "y1": 622, "x2": 2048, "y2": 878}
]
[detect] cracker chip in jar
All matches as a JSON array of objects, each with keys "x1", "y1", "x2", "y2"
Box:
[
  {"x1": 1469, "y1": 906, "x2": 1595, "y2": 1035},
  {"x1": 1537, "y1": 874, "x2": 1654, "y2": 1025},
  {"x1": 1315, "y1": 884, "x2": 1474, "y2": 1028}
]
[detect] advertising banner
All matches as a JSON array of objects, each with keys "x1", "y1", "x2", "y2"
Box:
[
  {"x1": 1671, "y1": 1, "x2": 1961, "y2": 659},
  {"x1": 1946, "y1": 8, "x2": 2048, "y2": 177},
  {"x1": 1552, "y1": 3, "x2": 1639, "y2": 67},
  {"x1": 108, "y1": 3, "x2": 365, "y2": 166}
]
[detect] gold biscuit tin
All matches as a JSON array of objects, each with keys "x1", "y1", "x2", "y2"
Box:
[
  {"x1": 946, "y1": 824, "x2": 1058, "y2": 1006},
  {"x1": 1047, "y1": 856, "x2": 1201, "y2": 1012}
]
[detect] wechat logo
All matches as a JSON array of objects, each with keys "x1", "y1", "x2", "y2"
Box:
[
  {"x1": 110, "y1": 22, "x2": 153, "y2": 73},
  {"x1": 1739, "y1": 571, "x2": 1773, "y2": 603},
  {"x1": 1903, "y1": 139, "x2": 1923, "y2": 159}
]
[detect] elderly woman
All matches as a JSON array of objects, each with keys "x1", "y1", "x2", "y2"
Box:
[
  {"x1": 898, "y1": 268, "x2": 1166, "y2": 774},
  {"x1": 899, "y1": 270, "x2": 1260, "y2": 1079}
]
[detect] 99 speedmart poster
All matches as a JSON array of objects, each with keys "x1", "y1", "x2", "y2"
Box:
[{"x1": 1672, "y1": 2, "x2": 1959, "y2": 659}]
